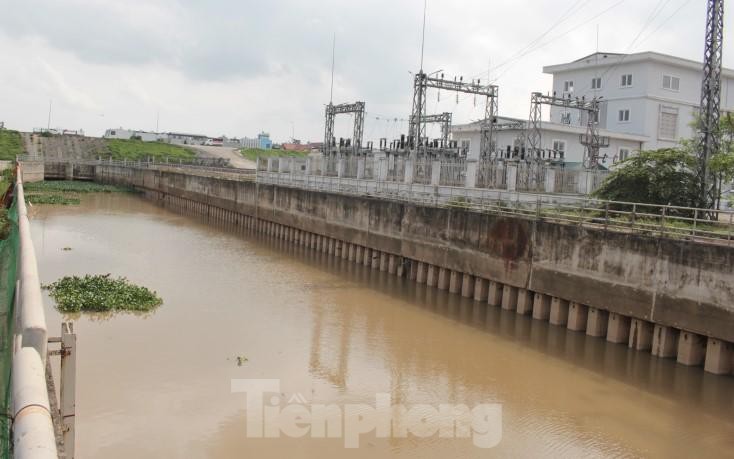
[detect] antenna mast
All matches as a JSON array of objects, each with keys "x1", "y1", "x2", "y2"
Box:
[
  {"x1": 330, "y1": 33, "x2": 336, "y2": 104},
  {"x1": 420, "y1": 0, "x2": 427, "y2": 72}
]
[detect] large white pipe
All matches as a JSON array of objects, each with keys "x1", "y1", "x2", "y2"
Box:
[
  {"x1": 15, "y1": 168, "x2": 48, "y2": 364},
  {"x1": 12, "y1": 347, "x2": 58, "y2": 458}
]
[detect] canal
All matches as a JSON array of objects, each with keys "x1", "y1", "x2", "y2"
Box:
[{"x1": 30, "y1": 192, "x2": 734, "y2": 458}]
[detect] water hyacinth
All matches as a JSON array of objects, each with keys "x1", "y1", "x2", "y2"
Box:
[
  {"x1": 44, "y1": 274, "x2": 162, "y2": 313},
  {"x1": 26, "y1": 194, "x2": 81, "y2": 205}
]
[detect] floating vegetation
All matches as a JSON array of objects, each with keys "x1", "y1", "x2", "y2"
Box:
[
  {"x1": 25, "y1": 181, "x2": 133, "y2": 194},
  {"x1": 236, "y1": 356, "x2": 249, "y2": 366},
  {"x1": 44, "y1": 274, "x2": 162, "y2": 313},
  {"x1": 24, "y1": 180, "x2": 134, "y2": 206},
  {"x1": 26, "y1": 194, "x2": 81, "y2": 205}
]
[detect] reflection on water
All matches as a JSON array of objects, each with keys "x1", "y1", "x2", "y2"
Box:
[{"x1": 30, "y1": 193, "x2": 734, "y2": 458}]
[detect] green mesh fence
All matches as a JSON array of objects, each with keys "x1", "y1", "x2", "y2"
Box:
[{"x1": 0, "y1": 189, "x2": 18, "y2": 458}]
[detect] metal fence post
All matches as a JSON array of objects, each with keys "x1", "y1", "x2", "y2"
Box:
[
  {"x1": 61, "y1": 322, "x2": 76, "y2": 458},
  {"x1": 660, "y1": 206, "x2": 667, "y2": 237},
  {"x1": 631, "y1": 203, "x2": 637, "y2": 229},
  {"x1": 535, "y1": 194, "x2": 541, "y2": 219}
]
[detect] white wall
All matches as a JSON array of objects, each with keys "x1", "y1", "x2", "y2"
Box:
[
  {"x1": 451, "y1": 126, "x2": 642, "y2": 165},
  {"x1": 103, "y1": 128, "x2": 134, "y2": 140},
  {"x1": 548, "y1": 55, "x2": 734, "y2": 152}
]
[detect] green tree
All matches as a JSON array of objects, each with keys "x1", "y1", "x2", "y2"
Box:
[
  {"x1": 707, "y1": 113, "x2": 734, "y2": 182},
  {"x1": 595, "y1": 113, "x2": 734, "y2": 211},
  {"x1": 593, "y1": 148, "x2": 699, "y2": 210}
]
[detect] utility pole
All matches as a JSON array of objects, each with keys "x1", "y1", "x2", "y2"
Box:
[
  {"x1": 47, "y1": 99, "x2": 52, "y2": 131},
  {"x1": 697, "y1": 0, "x2": 724, "y2": 209}
]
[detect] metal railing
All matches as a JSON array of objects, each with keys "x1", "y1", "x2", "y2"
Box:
[
  {"x1": 13, "y1": 166, "x2": 58, "y2": 458},
  {"x1": 19, "y1": 155, "x2": 734, "y2": 244},
  {"x1": 18, "y1": 155, "x2": 257, "y2": 181},
  {"x1": 257, "y1": 171, "x2": 734, "y2": 245}
]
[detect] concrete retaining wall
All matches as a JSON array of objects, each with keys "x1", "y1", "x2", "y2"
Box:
[
  {"x1": 20, "y1": 161, "x2": 44, "y2": 183},
  {"x1": 93, "y1": 164, "x2": 734, "y2": 376}
]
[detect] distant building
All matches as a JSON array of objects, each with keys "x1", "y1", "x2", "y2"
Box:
[
  {"x1": 104, "y1": 128, "x2": 166, "y2": 142},
  {"x1": 165, "y1": 132, "x2": 208, "y2": 145},
  {"x1": 104, "y1": 128, "x2": 134, "y2": 140},
  {"x1": 257, "y1": 132, "x2": 272, "y2": 150},
  {"x1": 239, "y1": 132, "x2": 271, "y2": 149},
  {"x1": 451, "y1": 116, "x2": 646, "y2": 166},
  {"x1": 543, "y1": 51, "x2": 734, "y2": 155},
  {"x1": 240, "y1": 137, "x2": 258, "y2": 148}
]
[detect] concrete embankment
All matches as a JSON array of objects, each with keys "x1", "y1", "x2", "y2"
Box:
[{"x1": 92, "y1": 164, "x2": 734, "y2": 376}]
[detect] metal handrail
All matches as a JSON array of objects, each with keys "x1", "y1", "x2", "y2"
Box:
[
  {"x1": 256, "y1": 170, "x2": 734, "y2": 245},
  {"x1": 19, "y1": 155, "x2": 734, "y2": 244},
  {"x1": 13, "y1": 165, "x2": 58, "y2": 458}
]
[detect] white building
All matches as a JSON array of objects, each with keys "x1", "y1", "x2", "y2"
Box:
[
  {"x1": 451, "y1": 116, "x2": 646, "y2": 166},
  {"x1": 543, "y1": 51, "x2": 734, "y2": 154},
  {"x1": 103, "y1": 128, "x2": 166, "y2": 142}
]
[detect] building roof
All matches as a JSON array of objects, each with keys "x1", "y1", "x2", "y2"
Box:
[
  {"x1": 166, "y1": 132, "x2": 208, "y2": 138},
  {"x1": 451, "y1": 115, "x2": 649, "y2": 142},
  {"x1": 543, "y1": 51, "x2": 734, "y2": 78}
]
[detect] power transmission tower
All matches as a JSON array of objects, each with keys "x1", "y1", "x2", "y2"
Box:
[
  {"x1": 420, "y1": 112, "x2": 452, "y2": 145},
  {"x1": 526, "y1": 92, "x2": 608, "y2": 167},
  {"x1": 697, "y1": 0, "x2": 724, "y2": 209},
  {"x1": 409, "y1": 72, "x2": 498, "y2": 158},
  {"x1": 323, "y1": 102, "x2": 366, "y2": 156},
  {"x1": 480, "y1": 88, "x2": 499, "y2": 158}
]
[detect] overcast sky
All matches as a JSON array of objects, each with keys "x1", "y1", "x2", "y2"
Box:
[{"x1": 0, "y1": 0, "x2": 732, "y2": 143}]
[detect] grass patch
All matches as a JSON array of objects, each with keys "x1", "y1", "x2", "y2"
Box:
[
  {"x1": 240, "y1": 148, "x2": 308, "y2": 162},
  {"x1": 44, "y1": 274, "x2": 162, "y2": 313},
  {"x1": 0, "y1": 130, "x2": 23, "y2": 160},
  {"x1": 25, "y1": 181, "x2": 132, "y2": 194},
  {"x1": 105, "y1": 139, "x2": 196, "y2": 162}
]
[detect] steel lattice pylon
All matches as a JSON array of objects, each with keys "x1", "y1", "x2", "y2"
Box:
[
  {"x1": 409, "y1": 71, "x2": 498, "y2": 158},
  {"x1": 480, "y1": 87, "x2": 499, "y2": 158},
  {"x1": 418, "y1": 112, "x2": 452, "y2": 146},
  {"x1": 697, "y1": 0, "x2": 724, "y2": 209},
  {"x1": 323, "y1": 101, "x2": 366, "y2": 156},
  {"x1": 526, "y1": 92, "x2": 608, "y2": 167}
]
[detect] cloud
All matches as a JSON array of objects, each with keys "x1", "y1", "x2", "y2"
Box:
[{"x1": 0, "y1": 0, "x2": 730, "y2": 141}]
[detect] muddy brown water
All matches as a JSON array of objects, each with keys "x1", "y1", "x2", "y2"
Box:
[{"x1": 29, "y1": 193, "x2": 734, "y2": 458}]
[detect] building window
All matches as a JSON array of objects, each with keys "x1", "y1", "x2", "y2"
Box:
[
  {"x1": 552, "y1": 139, "x2": 566, "y2": 155},
  {"x1": 560, "y1": 112, "x2": 571, "y2": 124},
  {"x1": 563, "y1": 80, "x2": 574, "y2": 93},
  {"x1": 591, "y1": 77, "x2": 602, "y2": 90},
  {"x1": 618, "y1": 109, "x2": 630, "y2": 123},
  {"x1": 460, "y1": 139, "x2": 471, "y2": 152},
  {"x1": 621, "y1": 74, "x2": 633, "y2": 87},
  {"x1": 617, "y1": 148, "x2": 631, "y2": 163},
  {"x1": 658, "y1": 105, "x2": 679, "y2": 140},
  {"x1": 662, "y1": 74, "x2": 680, "y2": 91}
]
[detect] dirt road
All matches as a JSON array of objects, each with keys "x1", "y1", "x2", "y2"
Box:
[{"x1": 189, "y1": 145, "x2": 256, "y2": 169}]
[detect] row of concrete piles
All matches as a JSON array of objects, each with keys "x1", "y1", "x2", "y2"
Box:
[{"x1": 159, "y1": 191, "x2": 734, "y2": 377}]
